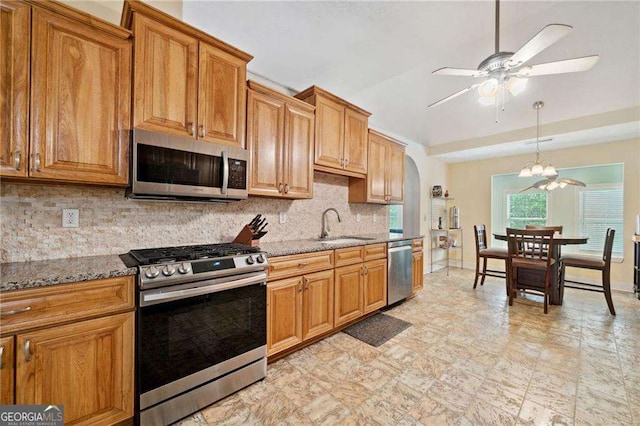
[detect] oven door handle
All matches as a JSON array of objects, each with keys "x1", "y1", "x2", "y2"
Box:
[
  {"x1": 141, "y1": 273, "x2": 266, "y2": 306},
  {"x1": 221, "y1": 150, "x2": 229, "y2": 195}
]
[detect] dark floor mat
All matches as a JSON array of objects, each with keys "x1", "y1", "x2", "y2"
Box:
[{"x1": 342, "y1": 313, "x2": 412, "y2": 347}]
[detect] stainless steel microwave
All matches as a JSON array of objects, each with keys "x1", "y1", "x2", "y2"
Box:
[{"x1": 128, "y1": 129, "x2": 248, "y2": 202}]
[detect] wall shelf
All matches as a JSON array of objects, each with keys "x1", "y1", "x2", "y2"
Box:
[{"x1": 430, "y1": 196, "x2": 463, "y2": 275}]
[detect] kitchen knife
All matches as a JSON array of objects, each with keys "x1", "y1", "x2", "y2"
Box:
[
  {"x1": 249, "y1": 214, "x2": 261, "y2": 228},
  {"x1": 252, "y1": 231, "x2": 268, "y2": 240},
  {"x1": 257, "y1": 221, "x2": 268, "y2": 233},
  {"x1": 255, "y1": 217, "x2": 266, "y2": 230}
]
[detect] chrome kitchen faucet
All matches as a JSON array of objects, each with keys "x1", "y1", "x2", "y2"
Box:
[{"x1": 320, "y1": 208, "x2": 341, "y2": 239}]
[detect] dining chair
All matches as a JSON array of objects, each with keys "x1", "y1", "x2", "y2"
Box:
[
  {"x1": 525, "y1": 225, "x2": 563, "y2": 233},
  {"x1": 560, "y1": 228, "x2": 616, "y2": 315},
  {"x1": 507, "y1": 228, "x2": 556, "y2": 314},
  {"x1": 473, "y1": 225, "x2": 508, "y2": 290}
]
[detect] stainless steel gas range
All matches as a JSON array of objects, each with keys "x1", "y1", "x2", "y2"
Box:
[{"x1": 125, "y1": 243, "x2": 268, "y2": 425}]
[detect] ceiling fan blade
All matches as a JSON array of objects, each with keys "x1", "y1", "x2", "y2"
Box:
[
  {"x1": 428, "y1": 83, "x2": 481, "y2": 108},
  {"x1": 558, "y1": 177, "x2": 587, "y2": 187},
  {"x1": 517, "y1": 55, "x2": 600, "y2": 77},
  {"x1": 508, "y1": 24, "x2": 573, "y2": 67},
  {"x1": 432, "y1": 67, "x2": 486, "y2": 77},
  {"x1": 519, "y1": 179, "x2": 551, "y2": 193}
]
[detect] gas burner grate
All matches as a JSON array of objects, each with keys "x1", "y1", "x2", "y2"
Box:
[{"x1": 129, "y1": 243, "x2": 260, "y2": 265}]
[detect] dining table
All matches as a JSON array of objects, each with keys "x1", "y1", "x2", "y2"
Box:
[{"x1": 493, "y1": 233, "x2": 588, "y2": 305}]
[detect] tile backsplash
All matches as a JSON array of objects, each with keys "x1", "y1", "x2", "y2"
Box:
[{"x1": 0, "y1": 172, "x2": 388, "y2": 263}]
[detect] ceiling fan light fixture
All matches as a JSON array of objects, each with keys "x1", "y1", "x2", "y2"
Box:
[
  {"x1": 545, "y1": 180, "x2": 559, "y2": 191},
  {"x1": 505, "y1": 77, "x2": 528, "y2": 96},
  {"x1": 478, "y1": 78, "x2": 499, "y2": 98},
  {"x1": 478, "y1": 96, "x2": 496, "y2": 106},
  {"x1": 558, "y1": 181, "x2": 568, "y2": 189}
]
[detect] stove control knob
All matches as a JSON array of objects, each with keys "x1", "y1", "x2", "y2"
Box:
[
  {"x1": 178, "y1": 263, "x2": 191, "y2": 274},
  {"x1": 246, "y1": 255, "x2": 255, "y2": 265},
  {"x1": 145, "y1": 266, "x2": 160, "y2": 279},
  {"x1": 256, "y1": 254, "x2": 266, "y2": 264},
  {"x1": 162, "y1": 265, "x2": 176, "y2": 276}
]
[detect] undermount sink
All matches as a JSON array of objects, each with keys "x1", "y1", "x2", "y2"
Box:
[{"x1": 317, "y1": 236, "x2": 376, "y2": 244}]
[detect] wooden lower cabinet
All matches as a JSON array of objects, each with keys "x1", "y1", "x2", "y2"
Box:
[
  {"x1": 0, "y1": 336, "x2": 15, "y2": 404},
  {"x1": 363, "y1": 258, "x2": 387, "y2": 314},
  {"x1": 267, "y1": 270, "x2": 334, "y2": 356},
  {"x1": 334, "y1": 263, "x2": 364, "y2": 327},
  {"x1": 412, "y1": 250, "x2": 424, "y2": 293},
  {"x1": 15, "y1": 312, "x2": 134, "y2": 425}
]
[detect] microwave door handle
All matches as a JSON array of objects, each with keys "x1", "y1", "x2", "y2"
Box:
[{"x1": 221, "y1": 150, "x2": 229, "y2": 195}]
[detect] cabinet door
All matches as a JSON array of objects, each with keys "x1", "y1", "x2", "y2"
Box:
[
  {"x1": 343, "y1": 108, "x2": 368, "y2": 175},
  {"x1": 302, "y1": 270, "x2": 334, "y2": 340},
  {"x1": 133, "y1": 14, "x2": 197, "y2": 138},
  {"x1": 0, "y1": 1, "x2": 29, "y2": 177},
  {"x1": 198, "y1": 41, "x2": 247, "y2": 147},
  {"x1": 15, "y1": 312, "x2": 134, "y2": 425},
  {"x1": 363, "y1": 258, "x2": 387, "y2": 314},
  {"x1": 334, "y1": 263, "x2": 364, "y2": 327},
  {"x1": 412, "y1": 251, "x2": 424, "y2": 293},
  {"x1": 367, "y1": 133, "x2": 388, "y2": 204},
  {"x1": 0, "y1": 336, "x2": 14, "y2": 404},
  {"x1": 387, "y1": 142, "x2": 405, "y2": 203},
  {"x1": 283, "y1": 103, "x2": 314, "y2": 199},
  {"x1": 267, "y1": 277, "x2": 303, "y2": 356},
  {"x1": 247, "y1": 89, "x2": 284, "y2": 197},
  {"x1": 314, "y1": 95, "x2": 345, "y2": 170},
  {"x1": 31, "y1": 9, "x2": 131, "y2": 185}
]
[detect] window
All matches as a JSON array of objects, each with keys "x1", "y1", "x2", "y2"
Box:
[
  {"x1": 506, "y1": 192, "x2": 548, "y2": 229},
  {"x1": 578, "y1": 186, "x2": 623, "y2": 255},
  {"x1": 389, "y1": 205, "x2": 403, "y2": 233}
]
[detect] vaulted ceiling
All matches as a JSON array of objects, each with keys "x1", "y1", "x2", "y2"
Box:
[{"x1": 182, "y1": 1, "x2": 640, "y2": 160}]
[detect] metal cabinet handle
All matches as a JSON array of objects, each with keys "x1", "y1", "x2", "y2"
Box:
[
  {"x1": 364, "y1": 265, "x2": 369, "y2": 275},
  {"x1": 304, "y1": 277, "x2": 309, "y2": 290},
  {"x1": 298, "y1": 262, "x2": 310, "y2": 267},
  {"x1": 0, "y1": 346, "x2": 4, "y2": 369},
  {"x1": 34, "y1": 153, "x2": 41, "y2": 172},
  {"x1": 0, "y1": 306, "x2": 32, "y2": 316},
  {"x1": 24, "y1": 340, "x2": 31, "y2": 363},
  {"x1": 278, "y1": 183, "x2": 283, "y2": 193},
  {"x1": 298, "y1": 279, "x2": 303, "y2": 293},
  {"x1": 284, "y1": 183, "x2": 289, "y2": 194},
  {"x1": 14, "y1": 151, "x2": 21, "y2": 171},
  {"x1": 344, "y1": 158, "x2": 349, "y2": 168},
  {"x1": 187, "y1": 122, "x2": 195, "y2": 136},
  {"x1": 199, "y1": 125, "x2": 206, "y2": 138}
]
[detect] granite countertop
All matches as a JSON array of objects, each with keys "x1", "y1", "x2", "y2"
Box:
[
  {"x1": 1, "y1": 233, "x2": 424, "y2": 291},
  {"x1": 1, "y1": 255, "x2": 137, "y2": 292},
  {"x1": 258, "y1": 232, "x2": 424, "y2": 257}
]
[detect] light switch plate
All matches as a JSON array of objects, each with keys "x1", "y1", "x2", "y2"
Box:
[
  {"x1": 278, "y1": 212, "x2": 287, "y2": 224},
  {"x1": 62, "y1": 209, "x2": 79, "y2": 228},
  {"x1": 356, "y1": 214, "x2": 361, "y2": 222},
  {"x1": 373, "y1": 214, "x2": 377, "y2": 223}
]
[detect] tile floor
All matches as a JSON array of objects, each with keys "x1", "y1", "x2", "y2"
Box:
[{"x1": 178, "y1": 268, "x2": 640, "y2": 425}]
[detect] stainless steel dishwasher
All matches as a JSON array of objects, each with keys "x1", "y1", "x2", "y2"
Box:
[{"x1": 387, "y1": 240, "x2": 413, "y2": 305}]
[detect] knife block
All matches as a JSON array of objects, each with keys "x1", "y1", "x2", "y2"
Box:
[{"x1": 233, "y1": 225, "x2": 260, "y2": 247}]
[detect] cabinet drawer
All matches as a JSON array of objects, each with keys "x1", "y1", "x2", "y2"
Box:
[
  {"x1": 335, "y1": 246, "x2": 364, "y2": 267},
  {"x1": 412, "y1": 238, "x2": 423, "y2": 252},
  {"x1": 268, "y1": 251, "x2": 334, "y2": 281},
  {"x1": 0, "y1": 276, "x2": 135, "y2": 335},
  {"x1": 364, "y1": 243, "x2": 387, "y2": 261}
]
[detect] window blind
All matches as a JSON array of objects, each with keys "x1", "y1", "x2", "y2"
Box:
[{"x1": 578, "y1": 188, "x2": 623, "y2": 254}]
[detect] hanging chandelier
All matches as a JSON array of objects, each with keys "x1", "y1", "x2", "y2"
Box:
[
  {"x1": 518, "y1": 101, "x2": 557, "y2": 178},
  {"x1": 519, "y1": 101, "x2": 586, "y2": 192}
]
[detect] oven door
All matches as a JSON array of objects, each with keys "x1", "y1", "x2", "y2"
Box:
[
  {"x1": 131, "y1": 129, "x2": 247, "y2": 200},
  {"x1": 137, "y1": 271, "x2": 266, "y2": 410}
]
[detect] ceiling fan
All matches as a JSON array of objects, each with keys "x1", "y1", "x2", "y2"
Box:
[{"x1": 428, "y1": 0, "x2": 599, "y2": 111}]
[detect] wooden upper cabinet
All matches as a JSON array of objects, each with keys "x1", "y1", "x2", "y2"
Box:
[
  {"x1": 247, "y1": 81, "x2": 314, "y2": 199},
  {"x1": 30, "y1": 8, "x2": 131, "y2": 185},
  {"x1": 295, "y1": 86, "x2": 370, "y2": 178},
  {"x1": 0, "y1": 1, "x2": 30, "y2": 178},
  {"x1": 349, "y1": 129, "x2": 406, "y2": 204},
  {"x1": 132, "y1": 13, "x2": 197, "y2": 137},
  {"x1": 123, "y1": 0, "x2": 252, "y2": 148},
  {"x1": 198, "y1": 42, "x2": 246, "y2": 147},
  {"x1": 387, "y1": 141, "x2": 405, "y2": 202},
  {"x1": 344, "y1": 108, "x2": 368, "y2": 175}
]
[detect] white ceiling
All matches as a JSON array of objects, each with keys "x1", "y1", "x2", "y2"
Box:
[{"x1": 182, "y1": 0, "x2": 640, "y2": 158}]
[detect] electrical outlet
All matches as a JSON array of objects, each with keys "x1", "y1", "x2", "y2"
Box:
[
  {"x1": 62, "y1": 209, "x2": 79, "y2": 228},
  {"x1": 373, "y1": 214, "x2": 377, "y2": 223},
  {"x1": 278, "y1": 212, "x2": 287, "y2": 224},
  {"x1": 356, "y1": 213, "x2": 361, "y2": 223}
]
